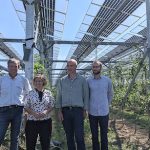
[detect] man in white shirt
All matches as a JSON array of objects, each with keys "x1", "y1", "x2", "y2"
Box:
[
  {"x1": 0, "y1": 58, "x2": 31, "y2": 150},
  {"x1": 87, "y1": 60, "x2": 113, "y2": 150}
]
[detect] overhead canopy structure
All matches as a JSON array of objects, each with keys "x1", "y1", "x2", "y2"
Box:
[
  {"x1": 51, "y1": 0, "x2": 147, "y2": 84},
  {"x1": 0, "y1": 34, "x2": 23, "y2": 70},
  {"x1": 0, "y1": 0, "x2": 149, "y2": 85},
  {"x1": 0, "y1": 42, "x2": 21, "y2": 59},
  {"x1": 0, "y1": 64, "x2": 8, "y2": 72}
]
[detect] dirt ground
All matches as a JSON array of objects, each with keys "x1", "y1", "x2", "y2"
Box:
[
  {"x1": 1, "y1": 118, "x2": 149, "y2": 150},
  {"x1": 109, "y1": 119, "x2": 150, "y2": 150}
]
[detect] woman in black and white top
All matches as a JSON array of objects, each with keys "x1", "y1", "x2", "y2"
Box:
[{"x1": 24, "y1": 74, "x2": 54, "y2": 150}]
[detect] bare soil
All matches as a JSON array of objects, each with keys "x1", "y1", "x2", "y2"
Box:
[{"x1": 109, "y1": 119, "x2": 150, "y2": 150}]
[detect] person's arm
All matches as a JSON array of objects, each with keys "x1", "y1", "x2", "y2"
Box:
[
  {"x1": 0, "y1": 77, "x2": 2, "y2": 96},
  {"x1": 57, "y1": 109, "x2": 64, "y2": 122},
  {"x1": 39, "y1": 107, "x2": 53, "y2": 118},
  {"x1": 23, "y1": 77, "x2": 32, "y2": 99},
  {"x1": 55, "y1": 79, "x2": 62, "y2": 108},
  {"x1": 24, "y1": 107, "x2": 41, "y2": 119},
  {"x1": 83, "y1": 78, "x2": 89, "y2": 118},
  {"x1": 41, "y1": 91, "x2": 54, "y2": 116},
  {"x1": 108, "y1": 79, "x2": 113, "y2": 105},
  {"x1": 25, "y1": 78, "x2": 32, "y2": 91}
]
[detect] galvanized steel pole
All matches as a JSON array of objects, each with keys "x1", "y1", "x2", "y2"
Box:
[{"x1": 24, "y1": 0, "x2": 34, "y2": 82}]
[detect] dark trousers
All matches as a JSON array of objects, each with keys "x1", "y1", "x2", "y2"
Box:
[
  {"x1": 25, "y1": 118, "x2": 52, "y2": 150},
  {"x1": 89, "y1": 114, "x2": 109, "y2": 150},
  {"x1": 0, "y1": 106, "x2": 23, "y2": 150},
  {"x1": 62, "y1": 107, "x2": 86, "y2": 150}
]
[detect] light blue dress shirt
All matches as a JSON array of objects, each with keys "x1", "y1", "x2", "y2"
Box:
[
  {"x1": 87, "y1": 75, "x2": 113, "y2": 116},
  {"x1": 0, "y1": 74, "x2": 32, "y2": 107}
]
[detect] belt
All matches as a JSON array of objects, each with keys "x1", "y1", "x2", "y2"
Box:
[
  {"x1": 0, "y1": 105, "x2": 23, "y2": 109},
  {"x1": 62, "y1": 106, "x2": 82, "y2": 110}
]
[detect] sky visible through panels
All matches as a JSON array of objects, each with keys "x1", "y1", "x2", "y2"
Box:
[
  {"x1": 0, "y1": 0, "x2": 147, "y2": 78},
  {"x1": 78, "y1": 1, "x2": 146, "y2": 69}
]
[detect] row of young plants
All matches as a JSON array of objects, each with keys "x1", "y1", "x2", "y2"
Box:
[
  {"x1": 106, "y1": 51, "x2": 150, "y2": 142},
  {"x1": 109, "y1": 55, "x2": 150, "y2": 117}
]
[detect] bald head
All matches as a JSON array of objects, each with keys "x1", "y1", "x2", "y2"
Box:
[
  {"x1": 67, "y1": 59, "x2": 77, "y2": 75},
  {"x1": 67, "y1": 59, "x2": 77, "y2": 66}
]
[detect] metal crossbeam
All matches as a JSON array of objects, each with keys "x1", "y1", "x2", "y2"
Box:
[
  {"x1": 52, "y1": 60, "x2": 93, "y2": 63},
  {"x1": 52, "y1": 60, "x2": 123, "y2": 63},
  {"x1": 0, "y1": 38, "x2": 25, "y2": 43},
  {"x1": 46, "y1": 40, "x2": 144, "y2": 46},
  {"x1": 0, "y1": 38, "x2": 34, "y2": 43},
  {"x1": 0, "y1": 38, "x2": 144, "y2": 47},
  {"x1": 0, "y1": 59, "x2": 9, "y2": 61},
  {"x1": 0, "y1": 42, "x2": 23, "y2": 65},
  {"x1": 52, "y1": 68, "x2": 91, "y2": 71},
  {"x1": 0, "y1": 65, "x2": 8, "y2": 72}
]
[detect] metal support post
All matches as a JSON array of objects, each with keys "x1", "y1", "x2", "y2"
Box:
[
  {"x1": 38, "y1": 40, "x2": 45, "y2": 65},
  {"x1": 146, "y1": 2, "x2": 150, "y2": 137},
  {"x1": 24, "y1": 0, "x2": 34, "y2": 82},
  {"x1": 146, "y1": 0, "x2": 150, "y2": 78},
  {"x1": 45, "y1": 40, "x2": 53, "y2": 86}
]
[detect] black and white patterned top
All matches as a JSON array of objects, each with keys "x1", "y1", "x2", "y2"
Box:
[{"x1": 24, "y1": 89, "x2": 54, "y2": 121}]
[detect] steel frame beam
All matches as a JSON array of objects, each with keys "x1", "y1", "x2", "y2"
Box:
[
  {"x1": 24, "y1": 0, "x2": 34, "y2": 81},
  {"x1": 0, "y1": 38, "x2": 144, "y2": 46},
  {"x1": 0, "y1": 65, "x2": 8, "y2": 72},
  {"x1": 0, "y1": 59, "x2": 9, "y2": 61},
  {"x1": 51, "y1": 68, "x2": 91, "y2": 71},
  {"x1": 52, "y1": 60, "x2": 93, "y2": 63},
  {"x1": 46, "y1": 40, "x2": 144, "y2": 46},
  {"x1": 0, "y1": 38, "x2": 25, "y2": 43},
  {"x1": 52, "y1": 60, "x2": 124, "y2": 64}
]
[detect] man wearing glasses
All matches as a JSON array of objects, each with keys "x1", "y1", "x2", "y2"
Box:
[{"x1": 87, "y1": 60, "x2": 113, "y2": 150}]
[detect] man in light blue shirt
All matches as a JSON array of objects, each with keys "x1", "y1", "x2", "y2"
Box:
[
  {"x1": 0, "y1": 58, "x2": 31, "y2": 150},
  {"x1": 87, "y1": 60, "x2": 113, "y2": 150}
]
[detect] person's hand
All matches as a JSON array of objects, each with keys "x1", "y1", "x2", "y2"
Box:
[
  {"x1": 58, "y1": 110, "x2": 63, "y2": 122},
  {"x1": 32, "y1": 112, "x2": 42, "y2": 119},
  {"x1": 37, "y1": 110, "x2": 48, "y2": 118}
]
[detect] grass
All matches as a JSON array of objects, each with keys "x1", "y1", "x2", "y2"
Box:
[
  {"x1": 1, "y1": 108, "x2": 150, "y2": 149},
  {"x1": 111, "y1": 107, "x2": 150, "y2": 130}
]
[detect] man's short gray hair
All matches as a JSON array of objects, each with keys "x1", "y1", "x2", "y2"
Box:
[{"x1": 7, "y1": 58, "x2": 20, "y2": 67}]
